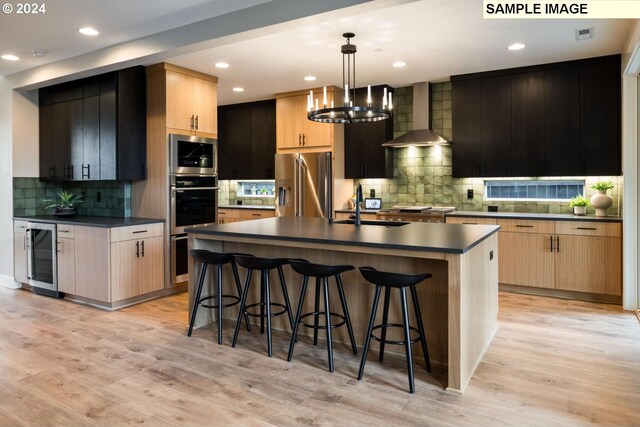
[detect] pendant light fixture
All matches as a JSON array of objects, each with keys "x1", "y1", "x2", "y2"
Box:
[{"x1": 307, "y1": 33, "x2": 392, "y2": 124}]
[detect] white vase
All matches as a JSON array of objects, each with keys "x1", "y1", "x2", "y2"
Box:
[
  {"x1": 590, "y1": 190, "x2": 613, "y2": 217},
  {"x1": 573, "y1": 206, "x2": 587, "y2": 216}
]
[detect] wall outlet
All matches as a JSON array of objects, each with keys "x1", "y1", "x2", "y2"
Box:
[
  {"x1": 488, "y1": 205, "x2": 498, "y2": 212},
  {"x1": 370, "y1": 189, "x2": 375, "y2": 198},
  {"x1": 467, "y1": 189, "x2": 473, "y2": 199}
]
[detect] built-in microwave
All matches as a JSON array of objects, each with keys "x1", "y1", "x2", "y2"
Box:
[{"x1": 169, "y1": 133, "x2": 217, "y2": 175}]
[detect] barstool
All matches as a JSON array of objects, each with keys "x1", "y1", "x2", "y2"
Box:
[
  {"x1": 231, "y1": 255, "x2": 295, "y2": 357},
  {"x1": 287, "y1": 259, "x2": 358, "y2": 372},
  {"x1": 357, "y1": 266, "x2": 432, "y2": 394},
  {"x1": 188, "y1": 250, "x2": 251, "y2": 344}
]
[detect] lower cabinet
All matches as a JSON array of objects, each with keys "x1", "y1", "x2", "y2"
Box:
[
  {"x1": 218, "y1": 208, "x2": 274, "y2": 224},
  {"x1": 499, "y1": 232, "x2": 555, "y2": 289},
  {"x1": 334, "y1": 212, "x2": 378, "y2": 221},
  {"x1": 57, "y1": 224, "x2": 76, "y2": 294},
  {"x1": 13, "y1": 221, "x2": 28, "y2": 284},
  {"x1": 111, "y1": 235, "x2": 163, "y2": 301}
]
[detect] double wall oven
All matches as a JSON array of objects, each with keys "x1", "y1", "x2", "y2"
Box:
[{"x1": 169, "y1": 134, "x2": 218, "y2": 285}]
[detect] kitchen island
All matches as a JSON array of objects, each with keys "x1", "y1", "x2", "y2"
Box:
[{"x1": 187, "y1": 217, "x2": 500, "y2": 394}]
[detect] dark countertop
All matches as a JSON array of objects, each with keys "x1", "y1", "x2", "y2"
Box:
[
  {"x1": 218, "y1": 205, "x2": 275, "y2": 210},
  {"x1": 187, "y1": 216, "x2": 500, "y2": 254},
  {"x1": 448, "y1": 211, "x2": 623, "y2": 222},
  {"x1": 13, "y1": 215, "x2": 164, "y2": 228}
]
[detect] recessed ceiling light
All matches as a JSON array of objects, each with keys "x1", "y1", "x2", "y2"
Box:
[
  {"x1": 1, "y1": 54, "x2": 20, "y2": 61},
  {"x1": 215, "y1": 62, "x2": 229, "y2": 69},
  {"x1": 232, "y1": 87, "x2": 244, "y2": 93},
  {"x1": 78, "y1": 27, "x2": 99, "y2": 36},
  {"x1": 304, "y1": 75, "x2": 316, "y2": 81},
  {"x1": 392, "y1": 61, "x2": 406, "y2": 68},
  {"x1": 374, "y1": 48, "x2": 383, "y2": 53},
  {"x1": 32, "y1": 50, "x2": 47, "y2": 57},
  {"x1": 508, "y1": 43, "x2": 526, "y2": 51}
]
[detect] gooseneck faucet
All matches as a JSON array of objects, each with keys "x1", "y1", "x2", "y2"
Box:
[{"x1": 355, "y1": 183, "x2": 363, "y2": 227}]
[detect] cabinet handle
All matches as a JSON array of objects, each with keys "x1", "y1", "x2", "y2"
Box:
[
  {"x1": 298, "y1": 134, "x2": 302, "y2": 146},
  {"x1": 68, "y1": 164, "x2": 74, "y2": 180},
  {"x1": 141, "y1": 240, "x2": 145, "y2": 257},
  {"x1": 302, "y1": 134, "x2": 306, "y2": 146},
  {"x1": 516, "y1": 225, "x2": 534, "y2": 228},
  {"x1": 195, "y1": 115, "x2": 199, "y2": 130},
  {"x1": 556, "y1": 236, "x2": 560, "y2": 252},
  {"x1": 56, "y1": 240, "x2": 61, "y2": 253},
  {"x1": 23, "y1": 235, "x2": 26, "y2": 250},
  {"x1": 462, "y1": 222, "x2": 478, "y2": 225},
  {"x1": 136, "y1": 241, "x2": 140, "y2": 258},
  {"x1": 577, "y1": 227, "x2": 597, "y2": 231},
  {"x1": 58, "y1": 230, "x2": 69, "y2": 233},
  {"x1": 132, "y1": 230, "x2": 148, "y2": 234},
  {"x1": 251, "y1": 213, "x2": 261, "y2": 217},
  {"x1": 191, "y1": 115, "x2": 195, "y2": 130},
  {"x1": 550, "y1": 236, "x2": 554, "y2": 252},
  {"x1": 82, "y1": 164, "x2": 90, "y2": 179}
]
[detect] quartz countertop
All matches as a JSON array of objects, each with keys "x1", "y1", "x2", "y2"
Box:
[
  {"x1": 13, "y1": 215, "x2": 164, "y2": 228},
  {"x1": 448, "y1": 211, "x2": 622, "y2": 222},
  {"x1": 218, "y1": 205, "x2": 275, "y2": 210},
  {"x1": 187, "y1": 216, "x2": 500, "y2": 254}
]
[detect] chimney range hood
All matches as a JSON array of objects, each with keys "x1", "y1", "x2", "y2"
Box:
[{"x1": 382, "y1": 82, "x2": 448, "y2": 147}]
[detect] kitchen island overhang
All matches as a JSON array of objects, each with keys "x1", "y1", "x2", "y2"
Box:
[{"x1": 187, "y1": 217, "x2": 500, "y2": 394}]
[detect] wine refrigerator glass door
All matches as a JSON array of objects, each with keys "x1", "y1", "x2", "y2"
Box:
[{"x1": 27, "y1": 222, "x2": 58, "y2": 291}]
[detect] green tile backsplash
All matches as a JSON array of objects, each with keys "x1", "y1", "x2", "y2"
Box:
[
  {"x1": 354, "y1": 83, "x2": 623, "y2": 216},
  {"x1": 13, "y1": 178, "x2": 132, "y2": 217}
]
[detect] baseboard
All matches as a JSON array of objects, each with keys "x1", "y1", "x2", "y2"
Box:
[
  {"x1": 0, "y1": 274, "x2": 22, "y2": 289},
  {"x1": 499, "y1": 283, "x2": 621, "y2": 305}
]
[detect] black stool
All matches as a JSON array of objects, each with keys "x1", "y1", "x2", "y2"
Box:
[
  {"x1": 357, "y1": 266, "x2": 432, "y2": 394},
  {"x1": 232, "y1": 255, "x2": 295, "y2": 357},
  {"x1": 188, "y1": 250, "x2": 251, "y2": 344},
  {"x1": 287, "y1": 260, "x2": 358, "y2": 372}
]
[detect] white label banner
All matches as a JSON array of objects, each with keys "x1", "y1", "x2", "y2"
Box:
[{"x1": 484, "y1": 1, "x2": 640, "y2": 18}]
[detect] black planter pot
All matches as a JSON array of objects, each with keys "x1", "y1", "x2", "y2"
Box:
[{"x1": 54, "y1": 208, "x2": 78, "y2": 218}]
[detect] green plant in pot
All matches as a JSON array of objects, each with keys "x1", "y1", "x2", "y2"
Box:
[
  {"x1": 589, "y1": 180, "x2": 614, "y2": 217},
  {"x1": 569, "y1": 194, "x2": 589, "y2": 216},
  {"x1": 43, "y1": 191, "x2": 84, "y2": 217}
]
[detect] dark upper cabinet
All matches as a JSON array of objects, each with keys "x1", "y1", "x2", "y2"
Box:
[
  {"x1": 452, "y1": 54, "x2": 621, "y2": 177},
  {"x1": 38, "y1": 66, "x2": 146, "y2": 181},
  {"x1": 218, "y1": 100, "x2": 276, "y2": 180},
  {"x1": 344, "y1": 85, "x2": 393, "y2": 179}
]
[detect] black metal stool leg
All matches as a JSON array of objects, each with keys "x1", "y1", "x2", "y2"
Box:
[
  {"x1": 410, "y1": 285, "x2": 431, "y2": 372},
  {"x1": 277, "y1": 266, "x2": 295, "y2": 329},
  {"x1": 322, "y1": 277, "x2": 334, "y2": 372},
  {"x1": 313, "y1": 277, "x2": 321, "y2": 346},
  {"x1": 379, "y1": 286, "x2": 391, "y2": 361},
  {"x1": 260, "y1": 271, "x2": 265, "y2": 335},
  {"x1": 287, "y1": 275, "x2": 309, "y2": 361},
  {"x1": 264, "y1": 270, "x2": 273, "y2": 357},
  {"x1": 231, "y1": 260, "x2": 251, "y2": 332},
  {"x1": 232, "y1": 269, "x2": 253, "y2": 347},
  {"x1": 216, "y1": 263, "x2": 223, "y2": 344},
  {"x1": 358, "y1": 285, "x2": 382, "y2": 381},
  {"x1": 400, "y1": 287, "x2": 415, "y2": 394},
  {"x1": 335, "y1": 274, "x2": 357, "y2": 355},
  {"x1": 187, "y1": 262, "x2": 207, "y2": 337}
]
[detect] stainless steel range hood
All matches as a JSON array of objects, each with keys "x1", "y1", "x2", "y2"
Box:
[{"x1": 382, "y1": 82, "x2": 448, "y2": 147}]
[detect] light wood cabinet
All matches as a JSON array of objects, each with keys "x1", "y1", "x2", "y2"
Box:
[
  {"x1": 57, "y1": 225, "x2": 76, "y2": 294},
  {"x1": 75, "y1": 226, "x2": 110, "y2": 302},
  {"x1": 13, "y1": 221, "x2": 28, "y2": 284},
  {"x1": 335, "y1": 212, "x2": 379, "y2": 221},
  {"x1": 446, "y1": 217, "x2": 497, "y2": 225},
  {"x1": 499, "y1": 232, "x2": 554, "y2": 289},
  {"x1": 275, "y1": 86, "x2": 341, "y2": 152},
  {"x1": 111, "y1": 235, "x2": 163, "y2": 301},
  {"x1": 218, "y1": 208, "x2": 274, "y2": 224},
  {"x1": 165, "y1": 68, "x2": 217, "y2": 137}
]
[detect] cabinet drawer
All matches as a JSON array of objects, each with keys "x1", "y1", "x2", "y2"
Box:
[
  {"x1": 496, "y1": 219, "x2": 554, "y2": 234},
  {"x1": 239, "y1": 209, "x2": 275, "y2": 220},
  {"x1": 57, "y1": 224, "x2": 75, "y2": 238},
  {"x1": 110, "y1": 223, "x2": 164, "y2": 242},
  {"x1": 218, "y1": 208, "x2": 240, "y2": 219},
  {"x1": 14, "y1": 220, "x2": 29, "y2": 232},
  {"x1": 554, "y1": 221, "x2": 621, "y2": 237},
  {"x1": 446, "y1": 217, "x2": 497, "y2": 225}
]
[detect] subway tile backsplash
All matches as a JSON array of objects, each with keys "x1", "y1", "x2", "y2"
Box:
[{"x1": 13, "y1": 178, "x2": 132, "y2": 217}]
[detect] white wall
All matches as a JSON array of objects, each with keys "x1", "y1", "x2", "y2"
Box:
[
  {"x1": 12, "y1": 90, "x2": 39, "y2": 177},
  {"x1": 0, "y1": 77, "x2": 19, "y2": 288}
]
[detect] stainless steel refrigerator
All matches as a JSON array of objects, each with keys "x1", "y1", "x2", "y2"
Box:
[{"x1": 275, "y1": 152, "x2": 332, "y2": 218}]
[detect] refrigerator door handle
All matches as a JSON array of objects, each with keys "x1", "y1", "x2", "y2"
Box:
[
  {"x1": 294, "y1": 158, "x2": 300, "y2": 216},
  {"x1": 299, "y1": 158, "x2": 307, "y2": 217}
]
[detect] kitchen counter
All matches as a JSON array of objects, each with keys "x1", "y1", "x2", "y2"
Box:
[
  {"x1": 334, "y1": 209, "x2": 381, "y2": 214},
  {"x1": 187, "y1": 216, "x2": 500, "y2": 394},
  {"x1": 13, "y1": 215, "x2": 164, "y2": 228},
  {"x1": 448, "y1": 210, "x2": 622, "y2": 222},
  {"x1": 218, "y1": 205, "x2": 275, "y2": 210}
]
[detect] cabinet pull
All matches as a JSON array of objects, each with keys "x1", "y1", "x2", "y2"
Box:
[
  {"x1": 141, "y1": 240, "x2": 145, "y2": 257},
  {"x1": 132, "y1": 230, "x2": 148, "y2": 234},
  {"x1": 462, "y1": 222, "x2": 478, "y2": 225},
  {"x1": 298, "y1": 134, "x2": 302, "y2": 146},
  {"x1": 251, "y1": 213, "x2": 261, "y2": 217},
  {"x1": 68, "y1": 164, "x2": 74, "y2": 180},
  {"x1": 82, "y1": 164, "x2": 90, "y2": 179},
  {"x1": 549, "y1": 236, "x2": 553, "y2": 252},
  {"x1": 302, "y1": 134, "x2": 306, "y2": 146},
  {"x1": 56, "y1": 240, "x2": 61, "y2": 253},
  {"x1": 58, "y1": 230, "x2": 69, "y2": 233},
  {"x1": 577, "y1": 227, "x2": 597, "y2": 231},
  {"x1": 195, "y1": 115, "x2": 199, "y2": 130},
  {"x1": 516, "y1": 225, "x2": 534, "y2": 228},
  {"x1": 23, "y1": 235, "x2": 26, "y2": 250},
  {"x1": 556, "y1": 236, "x2": 560, "y2": 252},
  {"x1": 191, "y1": 115, "x2": 195, "y2": 130},
  {"x1": 136, "y1": 241, "x2": 140, "y2": 258}
]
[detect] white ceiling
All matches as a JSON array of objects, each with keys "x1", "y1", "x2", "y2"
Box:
[{"x1": 1, "y1": 0, "x2": 635, "y2": 105}]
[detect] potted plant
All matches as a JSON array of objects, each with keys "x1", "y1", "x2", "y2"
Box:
[
  {"x1": 43, "y1": 191, "x2": 84, "y2": 217},
  {"x1": 589, "y1": 180, "x2": 614, "y2": 217},
  {"x1": 569, "y1": 195, "x2": 589, "y2": 216}
]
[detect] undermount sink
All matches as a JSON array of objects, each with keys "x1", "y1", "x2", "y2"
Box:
[{"x1": 333, "y1": 219, "x2": 410, "y2": 227}]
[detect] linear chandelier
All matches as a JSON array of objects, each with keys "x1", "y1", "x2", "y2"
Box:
[{"x1": 307, "y1": 32, "x2": 392, "y2": 124}]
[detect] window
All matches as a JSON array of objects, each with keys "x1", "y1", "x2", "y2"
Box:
[
  {"x1": 485, "y1": 180, "x2": 585, "y2": 201},
  {"x1": 236, "y1": 181, "x2": 275, "y2": 198}
]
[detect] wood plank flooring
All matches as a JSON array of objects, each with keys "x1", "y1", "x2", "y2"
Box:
[{"x1": 0, "y1": 288, "x2": 638, "y2": 426}]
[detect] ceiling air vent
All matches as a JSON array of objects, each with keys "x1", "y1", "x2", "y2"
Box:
[{"x1": 575, "y1": 27, "x2": 594, "y2": 41}]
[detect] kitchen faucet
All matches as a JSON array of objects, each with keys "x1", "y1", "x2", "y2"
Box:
[{"x1": 355, "y1": 183, "x2": 363, "y2": 226}]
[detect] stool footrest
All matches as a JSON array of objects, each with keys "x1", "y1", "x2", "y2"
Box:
[
  {"x1": 198, "y1": 294, "x2": 241, "y2": 309},
  {"x1": 244, "y1": 302, "x2": 288, "y2": 318},
  {"x1": 370, "y1": 324, "x2": 422, "y2": 346},
  {"x1": 299, "y1": 312, "x2": 347, "y2": 330}
]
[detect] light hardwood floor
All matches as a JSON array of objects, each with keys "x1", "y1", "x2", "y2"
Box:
[{"x1": 0, "y1": 289, "x2": 638, "y2": 426}]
